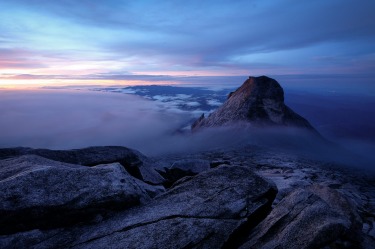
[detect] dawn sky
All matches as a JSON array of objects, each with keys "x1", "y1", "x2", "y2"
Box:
[{"x1": 0, "y1": 0, "x2": 374, "y2": 87}]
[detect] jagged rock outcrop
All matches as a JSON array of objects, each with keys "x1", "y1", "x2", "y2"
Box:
[
  {"x1": 192, "y1": 76, "x2": 316, "y2": 131},
  {"x1": 0, "y1": 146, "x2": 165, "y2": 185},
  {"x1": 0, "y1": 143, "x2": 373, "y2": 248},
  {"x1": 239, "y1": 185, "x2": 362, "y2": 249},
  {"x1": 157, "y1": 159, "x2": 211, "y2": 186},
  {"x1": 169, "y1": 159, "x2": 211, "y2": 174},
  {"x1": 0, "y1": 155, "x2": 163, "y2": 234},
  {"x1": 0, "y1": 166, "x2": 277, "y2": 248}
]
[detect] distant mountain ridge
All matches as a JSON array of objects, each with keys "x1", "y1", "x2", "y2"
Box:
[
  {"x1": 92, "y1": 85, "x2": 232, "y2": 113},
  {"x1": 192, "y1": 76, "x2": 317, "y2": 132}
]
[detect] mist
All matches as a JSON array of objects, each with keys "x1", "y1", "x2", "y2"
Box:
[
  {"x1": 181, "y1": 125, "x2": 375, "y2": 172},
  {"x1": 0, "y1": 89, "x2": 191, "y2": 152},
  {"x1": 0, "y1": 89, "x2": 374, "y2": 172}
]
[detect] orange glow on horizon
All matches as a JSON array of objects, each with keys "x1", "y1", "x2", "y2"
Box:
[
  {"x1": 132, "y1": 69, "x2": 250, "y2": 77},
  {"x1": 0, "y1": 68, "x2": 251, "y2": 89},
  {"x1": 0, "y1": 78, "x2": 185, "y2": 90}
]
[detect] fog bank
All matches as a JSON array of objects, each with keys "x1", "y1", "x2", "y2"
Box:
[
  {"x1": 0, "y1": 89, "x2": 374, "y2": 171},
  {"x1": 0, "y1": 89, "x2": 190, "y2": 152}
]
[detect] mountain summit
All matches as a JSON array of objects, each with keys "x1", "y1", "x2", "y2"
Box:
[{"x1": 192, "y1": 76, "x2": 316, "y2": 131}]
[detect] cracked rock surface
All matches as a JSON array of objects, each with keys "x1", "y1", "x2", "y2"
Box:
[
  {"x1": 151, "y1": 144, "x2": 375, "y2": 247},
  {"x1": 0, "y1": 146, "x2": 165, "y2": 185},
  {"x1": 0, "y1": 155, "x2": 161, "y2": 235},
  {"x1": 240, "y1": 185, "x2": 362, "y2": 249},
  {"x1": 0, "y1": 145, "x2": 374, "y2": 248},
  {"x1": 0, "y1": 165, "x2": 276, "y2": 248}
]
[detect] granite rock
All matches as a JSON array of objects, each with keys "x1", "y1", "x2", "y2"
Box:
[
  {"x1": 0, "y1": 146, "x2": 165, "y2": 185},
  {"x1": 0, "y1": 166, "x2": 277, "y2": 248},
  {"x1": 158, "y1": 159, "x2": 211, "y2": 186},
  {"x1": 192, "y1": 76, "x2": 316, "y2": 131},
  {"x1": 240, "y1": 185, "x2": 362, "y2": 249},
  {"x1": 0, "y1": 155, "x2": 160, "y2": 234}
]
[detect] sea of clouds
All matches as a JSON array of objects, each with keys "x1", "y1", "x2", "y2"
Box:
[{"x1": 0, "y1": 88, "x2": 374, "y2": 171}]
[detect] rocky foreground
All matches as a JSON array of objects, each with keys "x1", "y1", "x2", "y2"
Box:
[{"x1": 0, "y1": 145, "x2": 374, "y2": 248}]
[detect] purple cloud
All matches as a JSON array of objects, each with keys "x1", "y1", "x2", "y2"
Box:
[{"x1": 0, "y1": 0, "x2": 374, "y2": 77}]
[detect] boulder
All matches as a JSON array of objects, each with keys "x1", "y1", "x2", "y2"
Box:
[
  {"x1": 192, "y1": 76, "x2": 316, "y2": 131},
  {"x1": 0, "y1": 166, "x2": 277, "y2": 248},
  {"x1": 0, "y1": 146, "x2": 165, "y2": 185},
  {"x1": 170, "y1": 159, "x2": 211, "y2": 174},
  {"x1": 0, "y1": 155, "x2": 161, "y2": 234},
  {"x1": 158, "y1": 159, "x2": 211, "y2": 186},
  {"x1": 239, "y1": 185, "x2": 363, "y2": 249}
]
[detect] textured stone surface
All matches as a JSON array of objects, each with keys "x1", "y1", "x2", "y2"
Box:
[
  {"x1": 239, "y1": 185, "x2": 362, "y2": 249},
  {"x1": 0, "y1": 146, "x2": 165, "y2": 185},
  {"x1": 169, "y1": 159, "x2": 210, "y2": 174},
  {"x1": 158, "y1": 159, "x2": 211, "y2": 186},
  {"x1": 192, "y1": 76, "x2": 315, "y2": 131},
  {"x1": 0, "y1": 166, "x2": 277, "y2": 248},
  {"x1": 151, "y1": 144, "x2": 375, "y2": 246},
  {"x1": 0, "y1": 155, "x2": 159, "y2": 234},
  {"x1": 0, "y1": 143, "x2": 374, "y2": 248}
]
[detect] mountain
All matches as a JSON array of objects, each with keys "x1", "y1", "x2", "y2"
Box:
[{"x1": 192, "y1": 76, "x2": 316, "y2": 131}]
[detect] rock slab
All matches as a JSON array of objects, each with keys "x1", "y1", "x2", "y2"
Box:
[
  {"x1": 0, "y1": 146, "x2": 165, "y2": 185},
  {"x1": 0, "y1": 166, "x2": 277, "y2": 248},
  {"x1": 0, "y1": 155, "x2": 158, "y2": 234},
  {"x1": 240, "y1": 185, "x2": 363, "y2": 249},
  {"x1": 158, "y1": 159, "x2": 211, "y2": 186}
]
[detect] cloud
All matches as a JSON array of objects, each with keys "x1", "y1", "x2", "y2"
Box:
[
  {"x1": 1, "y1": 74, "x2": 248, "y2": 88},
  {"x1": 0, "y1": 88, "x2": 374, "y2": 172},
  {"x1": 101, "y1": 1, "x2": 375, "y2": 69},
  {"x1": 0, "y1": 90, "x2": 191, "y2": 153},
  {"x1": 0, "y1": 0, "x2": 374, "y2": 75},
  {"x1": 0, "y1": 49, "x2": 47, "y2": 69}
]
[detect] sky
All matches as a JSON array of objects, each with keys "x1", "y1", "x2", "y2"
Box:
[{"x1": 0, "y1": 0, "x2": 374, "y2": 88}]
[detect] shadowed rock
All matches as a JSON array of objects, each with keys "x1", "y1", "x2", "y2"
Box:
[
  {"x1": 0, "y1": 155, "x2": 162, "y2": 234},
  {"x1": 0, "y1": 166, "x2": 277, "y2": 248},
  {"x1": 239, "y1": 185, "x2": 363, "y2": 249},
  {"x1": 192, "y1": 76, "x2": 316, "y2": 131},
  {"x1": 157, "y1": 159, "x2": 211, "y2": 187},
  {"x1": 0, "y1": 146, "x2": 165, "y2": 185}
]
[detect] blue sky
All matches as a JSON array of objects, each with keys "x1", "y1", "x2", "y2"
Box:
[{"x1": 0, "y1": 0, "x2": 374, "y2": 87}]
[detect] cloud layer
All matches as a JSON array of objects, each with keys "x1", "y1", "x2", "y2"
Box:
[
  {"x1": 0, "y1": 90, "x2": 191, "y2": 152},
  {"x1": 1, "y1": 89, "x2": 374, "y2": 171},
  {"x1": 0, "y1": 0, "x2": 374, "y2": 84}
]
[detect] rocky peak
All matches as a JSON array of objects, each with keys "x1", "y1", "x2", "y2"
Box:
[
  {"x1": 230, "y1": 75, "x2": 284, "y2": 102},
  {"x1": 192, "y1": 76, "x2": 316, "y2": 131}
]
